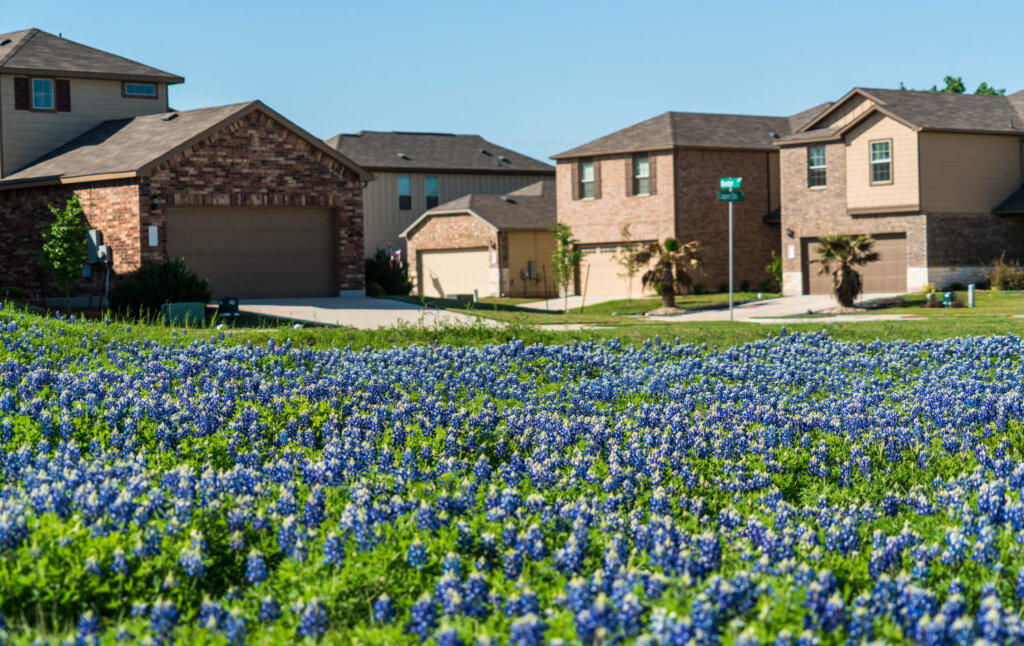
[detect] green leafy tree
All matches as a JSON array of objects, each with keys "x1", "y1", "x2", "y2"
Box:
[
  {"x1": 766, "y1": 250, "x2": 783, "y2": 292},
  {"x1": 811, "y1": 234, "x2": 880, "y2": 307},
  {"x1": 899, "y1": 76, "x2": 1005, "y2": 95},
  {"x1": 974, "y1": 82, "x2": 1006, "y2": 96},
  {"x1": 632, "y1": 238, "x2": 702, "y2": 309},
  {"x1": 613, "y1": 224, "x2": 646, "y2": 305},
  {"x1": 40, "y1": 195, "x2": 91, "y2": 311},
  {"x1": 550, "y1": 222, "x2": 582, "y2": 311}
]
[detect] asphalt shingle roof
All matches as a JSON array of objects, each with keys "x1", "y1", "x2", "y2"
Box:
[
  {"x1": 0, "y1": 28, "x2": 183, "y2": 83},
  {"x1": 404, "y1": 180, "x2": 555, "y2": 236},
  {"x1": 325, "y1": 131, "x2": 554, "y2": 175},
  {"x1": 994, "y1": 185, "x2": 1024, "y2": 215},
  {"x1": 0, "y1": 101, "x2": 370, "y2": 186}
]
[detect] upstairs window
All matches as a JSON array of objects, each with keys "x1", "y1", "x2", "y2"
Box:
[
  {"x1": 398, "y1": 174, "x2": 412, "y2": 210},
  {"x1": 32, "y1": 78, "x2": 54, "y2": 110},
  {"x1": 579, "y1": 161, "x2": 595, "y2": 199},
  {"x1": 807, "y1": 146, "x2": 827, "y2": 188},
  {"x1": 425, "y1": 175, "x2": 439, "y2": 209},
  {"x1": 124, "y1": 82, "x2": 157, "y2": 98},
  {"x1": 870, "y1": 140, "x2": 892, "y2": 183},
  {"x1": 632, "y1": 155, "x2": 650, "y2": 195}
]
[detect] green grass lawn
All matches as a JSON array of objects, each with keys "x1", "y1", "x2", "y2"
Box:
[
  {"x1": 386, "y1": 292, "x2": 778, "y2": 325},
  {"x1": 858, "y1": 289, "x2": 1024, "y2": 317}
]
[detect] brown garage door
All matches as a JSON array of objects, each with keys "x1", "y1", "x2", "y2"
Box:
[
  {"x1": 167, "y1": 207, "x2": 336, "y2": 298},
  {"x1": 802, "y1": 233, "x2": 907, "y2": 295}
]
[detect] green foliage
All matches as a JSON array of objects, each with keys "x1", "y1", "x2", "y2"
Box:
[
  {"x1": 613, "y1": 224, "x2": 646, "y2": 304},
  {"x1": 108, "y1": 258, "x2": 212, "y2": 317},
  {"x1": 550, "y1": 222, "x2": 582, "y2": 310},
  {"x1": 39, "y1": 195, "x2": 91, "y2": 303},
  {"x1": 901, "y1": 75, "x2": 1005, "y2": 95},
  {"x1": 365, "y1": 280, "x2": 386, "y2": 297},
  {"x1": 633, "y1": 238, "x2": 702, "y2": 309},
  {"x1": 986, "y1": 253, "x2": 1024, "y2": 291},
  {"x1": 766, "y1": 250, "x2": 783, "y2": 292},
  {"x1": 0, "y1": 286, "x2": 26, "y2": 299},
  {"x1": 365, "y1": 248, "x2": 412, "y2": 296},
  {"x1": 812, "y1": 234, "x2": 880, "y2": 307}
]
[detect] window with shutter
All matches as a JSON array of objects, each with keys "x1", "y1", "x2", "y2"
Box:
[
  {"x1": 13, "y1": 77, "x2": 29, "y2": 110},
  {"x1": 55, "y1": 80, "x2": 71, "y2": 112}
]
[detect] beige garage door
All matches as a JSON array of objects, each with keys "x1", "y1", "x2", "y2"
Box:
[
  {"x1": 420, "y1": 248, "x2": 491, "y2": 298},
  {"x1": 167, "y1": 207, "x2": 336, "y2": 298},
  {"x1": 579, "y1": 244, "x2": 653, "y2": 297},
  {"x1": 802, "y1": 233, "x2": 907, "y2": 295}
]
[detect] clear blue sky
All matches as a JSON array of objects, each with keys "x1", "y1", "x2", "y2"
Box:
[{"x1": 4, "y1": 0, "x2": 1021, "y2": 162}]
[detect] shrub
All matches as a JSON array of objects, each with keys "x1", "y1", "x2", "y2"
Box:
[
  {"x1": 949, "y1": 282, "x2": 966, "y2": 292},
  {"x1": 0, "y1": 286, "x2": 27, "y2": 299},
  {"x1": 365, "y1": 249, "x2": 412, "y2": 296},
  {"x1": 694, "y1": 283, "x2": 706, "y2": 295},
  {"x1": 365, "y1": 280, "x2": 385, "y2": 298},
  {"x1": 718, "y1": 282, "x2": 728, "y2": 293},
  {"x1": 986, "y1": 253, "x2": 1024, "y2": 291},
  {"x1": 740, "y1": 280, "x2": 751, "y2": 292},
  {"x1": 759, "y1": 280, "x2": 775, "y2": 294},
  {"x1": 108, "y1": 258, "x2": 211, "y2": 316},
  {"x1": 765, "y1": 250, "x2": 782, "y2": 292},
  {"x1": 921, "y1": 283, "x2": 937, "y2": 294}
]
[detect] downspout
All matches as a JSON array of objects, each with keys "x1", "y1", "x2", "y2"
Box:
[
  {"x1": 0, "y1": 74, "x2": 5, "y2": 177},
  {"x1": 495, "y1": 232, "x2": 502, "y2": 299},
  {"x1": 765, "y1": 151, "x2": 771, "y2": 217}
]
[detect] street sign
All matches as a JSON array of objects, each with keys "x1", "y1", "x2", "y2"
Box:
[
  {"x1": 717, "y1": 190, "x2": 745, "y2": 202},
  {"x1": 719, "y1": 177, "x2": 743, "y2": 190}
]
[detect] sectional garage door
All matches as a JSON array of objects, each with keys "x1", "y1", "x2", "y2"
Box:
[
  {"x1": 579, "y1": 244, "x2": 653, "y2": 297},
  {"x1": 167, "y1": 207, "x2": 336, "y2": 298},
  {"x1": 802, "y1": 233, "x2": 907, "y2": 295},
  {"x1": 419, "y1": 248, "x2": 491, "y2": 298}
]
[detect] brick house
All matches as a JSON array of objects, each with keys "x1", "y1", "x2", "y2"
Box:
[
  {"x1": 401, "y1": 180, "x2": 556, "y2": 299},
  {"x1": 0, "y1": 29, "x2": 370, "y2": 299},
  {"x1": 777, "y1": 87, "x2": 1024, "y2": 295},
  {"x1": 325, "y1": 131, "x2": 554, "y2": 258},
  {"x1": 551, "y1": 108, "x2": 826, "y2": 297}
]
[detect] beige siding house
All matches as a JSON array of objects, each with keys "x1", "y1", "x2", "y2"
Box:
[
  {"x1": 777, "y1": 88, "x2": 1024, "y2": 295},
  {"x1": 326, "y1": 131, "x2": 554, "y2": 258}
]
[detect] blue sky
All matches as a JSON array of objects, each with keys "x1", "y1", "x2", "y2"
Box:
[{"x1": 4, "y1": 0, "x2": 1021, "y2": 162}]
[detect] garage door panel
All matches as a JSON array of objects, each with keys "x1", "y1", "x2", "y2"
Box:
[
  {"x1": 802, "y1": 233, "x2": 906, "y2": 295},
  {"x1": 420, "y1": 249, "x2": 490, "y2": 298},
  {"x1": 167, "y1": 207, "x2": 336, "y2": 299}
]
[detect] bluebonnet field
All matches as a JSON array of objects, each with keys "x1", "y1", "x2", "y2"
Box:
[{"x1": 2, "y1": 311, "x2": 1024, "y2": 645}]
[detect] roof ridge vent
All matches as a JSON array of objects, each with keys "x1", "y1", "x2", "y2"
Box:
[{"x1": 161, "y1": 112, "x2": 178, "y2": 121}]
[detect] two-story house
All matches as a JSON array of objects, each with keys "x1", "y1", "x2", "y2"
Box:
[
  {"x1": 325, "y1": 131, "x2": 554, "y2": 258},
  {"x1": 0, "y1": 29, "x2": 370, "y2": 299},
  {"x1": 550, "y1": 107, "x2": 827, "y2": 297},
  {"x1": 777, "y1": 87, "x2": 1024, "y2": 295}
]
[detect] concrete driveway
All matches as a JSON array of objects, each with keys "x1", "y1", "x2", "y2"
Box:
[{"x1": 240, "y1": 296, "x2": 498, "y2": 330}]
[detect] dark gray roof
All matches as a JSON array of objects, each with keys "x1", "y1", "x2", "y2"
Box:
[
  {"x1": 325, "y1": 131, "x2": 554, "y2": 175},
  {"x1": 781, "y1": 88, "x2": 1024, "y2": 143},
  {"x1": 0, "y1": 28, "x2": 183, "y2": 83},
  {"x1": 403, "y1": 180, "x2": 555, "y2": 237},
  {"x1": 552, "y1": 111, "x2": 803, "y2": 159},
  {"x1": 0, "y1": 101, "x2": 370, "y2": 186},
  {"x1": 994, "y1": 185, "x2": 1024, "y2": 215}
]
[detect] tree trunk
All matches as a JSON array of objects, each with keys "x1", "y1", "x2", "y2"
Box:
[{"x1": 660, "y1": 263, "x2": 675, "y2": 308}]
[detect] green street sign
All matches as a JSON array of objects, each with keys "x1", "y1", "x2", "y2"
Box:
[
  {"x1": 719, "y1": 177, "x2": 743, "y2": 190},
  {"x1": 718, "y1": 190, "x2": 745, "y2": 202}
]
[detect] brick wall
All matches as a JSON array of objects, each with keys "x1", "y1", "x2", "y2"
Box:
[
  {"x1": 404, "y1": 213, "x2": 497, "y2": 294},
  {"x1": 0, "y1": 180, "x2": 141, "y2": 296},
  {"x1": 926, "y1": 213, "x2": 1024, "y2": 265},
  {"x1": 674, "y1": 148, "x2": 780, "y2": 290},
  {"x1": 145, "y1": 111, "x2": 365, "y2": 291},
  {"x1": 778, "y1": 142, "x2": 927, "y2": 294}
]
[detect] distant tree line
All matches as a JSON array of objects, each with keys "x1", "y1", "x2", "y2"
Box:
[{"x1": 899, "y1": 75, "x2": 1005, "y2": 96}]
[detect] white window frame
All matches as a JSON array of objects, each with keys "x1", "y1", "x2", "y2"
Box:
[
  {"x1": 425, "y1": 175, "x2": 439, "y2": 209},
  {"x1": 398, "y1": 174, "x2": 412, "y2": 210},
  {"x1": 632, "y1": 155, "x2": 650, "y2": 195},
  {"x1": 31, "y1": 78, "x2": 54, "y2": 110},
  {"x1": 123, "y1": 82, "x2": 157, "y2": 98},
  {"x1": 807, "y1": 146, "x2": 827, "y2": 188},
  {"x1": 579, "y1": 161, "x2": 595, "y2": 199},
  {"x1": 870, "y1": 139, "x2": 892, "y2": 184}
]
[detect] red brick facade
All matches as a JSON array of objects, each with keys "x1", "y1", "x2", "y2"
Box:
[
  {"x1": 0, "y1": 110, "x2": 364, "y2": 296},
  {"x1": 404, "y1": 213, "x2": 497, "y2": 292}
]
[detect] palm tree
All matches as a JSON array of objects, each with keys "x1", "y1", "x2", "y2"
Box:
[
  {"x1": 812, "y1": 234, "x2": 880, "y2": 307},
  {"x1": 632, "y1": 238, "x2": 702, "y2": 309}
]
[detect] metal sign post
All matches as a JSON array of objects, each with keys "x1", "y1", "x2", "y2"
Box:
[{"x1": 717, "y1": 178, "x2": 744, "y2": 321}]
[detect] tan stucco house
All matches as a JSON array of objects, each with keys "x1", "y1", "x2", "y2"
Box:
[
  {"x1": 551, "y1": 107, "x2": 827, "y2": 297},
  {"x1": 777, "y1": 87, "x2": 1024, "y2": 295},
  {"x1": 401, "y1": 180, "x2": 556, "y2": 299},
  {"x1": 326, "y1": 131, "x2": 554, "y2": 259}
]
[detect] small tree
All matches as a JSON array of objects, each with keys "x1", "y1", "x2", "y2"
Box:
[
  {"x1": 613, "y1": 224, "x2": 646, "y2": 304},
  {"x1": 633, "y1": 238, "x2": 702, "y2": 309},
  {"x1": 811, "y1": 234, "x2": 880, "y2": 307},
  {"x1": 550, "y1": 222, "x2": 582, "y2": 311},
  {"x1": 765, "y1": 250, "x2": 783, "y2": 292},
  {"x1": 40, "y1": 195, "x2": 91, "y2": 311}
]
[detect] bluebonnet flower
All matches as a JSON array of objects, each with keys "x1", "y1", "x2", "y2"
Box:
[
  {"x1": 246, "y1": 549, "x2": 268, "y2": 585},
  {"x1": 407, "y1": 538, "x2": 428, "y2": 569},
  {"x1": 373, "y1": 593, "x2": 395, "y2": 623},
  {"x1": 294, "y1": 598, "x2": 328, "y2": 639}
]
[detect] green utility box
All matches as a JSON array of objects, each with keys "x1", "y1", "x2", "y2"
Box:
[{"x1": 160, "y1": 302, "x2": 207, "y2": 326}]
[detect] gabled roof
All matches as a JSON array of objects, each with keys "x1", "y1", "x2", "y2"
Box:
[
  {"x1": 552, "y1": 110, "x2": 809, "y2": 159},
  {"x1": 325, "y1": 131, "x2": 554, "y2": 175},
  {"x1": 0, "y1": 28, "x2": 183, "y2": 84},
  {"x1": 401, "y1": 180, "x2": 555, "y2": 238},
  {"x1": 0, "y1": 101, "x2": 371, "y2": 188},
  {"x1": 781, "y1": 87, "x2": 1024, "y2": 144}
]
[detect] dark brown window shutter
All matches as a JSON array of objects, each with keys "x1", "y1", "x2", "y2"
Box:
[
  {"x1": 571, "y1": 162, "x2": 580, "y2": 200},
  {"x1": 14, "y1": 77, "x2": 29, "y2": 110},
  {"x1": 55, "y1": 80, "x2": 71, "y2": 112},
  {"x1": 649, "y1": 154, "x2": 658, "y2": 196},
  {"x1": 593, "y1": 159, "x2": 602, "y2": 199},
  {"x1": 624, "y1": 156, "x2": 633, "y2": 198}
]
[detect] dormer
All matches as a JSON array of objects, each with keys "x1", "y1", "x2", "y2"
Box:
[{"x1": 0, "y1": 29, "x2": 183, "y2": 177}]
